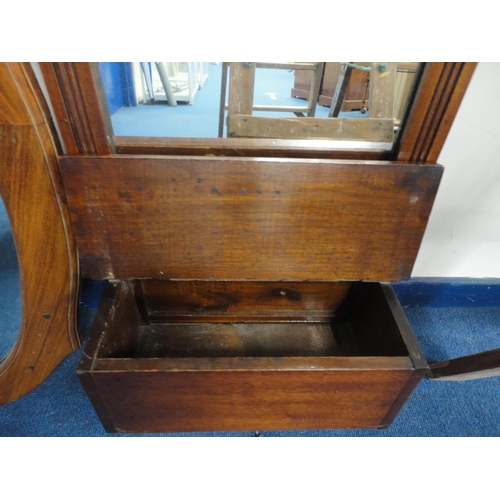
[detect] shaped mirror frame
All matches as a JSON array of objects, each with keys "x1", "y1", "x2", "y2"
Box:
[{"x1": 39, "y1": 62, "x2": 476, "y2": 163}]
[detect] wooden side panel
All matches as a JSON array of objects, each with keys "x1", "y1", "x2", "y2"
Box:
[
  {"x1": 0, "y1": 63, "x2": 79, "y2": 404},
  {"x1": 89, "y1": 367, "x2": 412, "y2": 433},
  {"x1": 60, "y1": 156, "x2": 443, "y2": 281},
  {"x1": 141, "y1": 280, "x2": 352, "y2": 322}
]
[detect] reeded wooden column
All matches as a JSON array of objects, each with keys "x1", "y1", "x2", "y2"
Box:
[{"x1": 0, "y1": 63, "x2": 79, "y2": 404}]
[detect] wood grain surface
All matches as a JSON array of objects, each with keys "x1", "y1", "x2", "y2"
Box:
[
  {"x1": 139, "y1": 280, "x2": 352, "y2": 322},
  {"x1": 39, "y1": 62, "x2": 114, "y2": 155},
  {"x1": 78, "y1": 280, "x2": 424, "y2": 432},
  {"x1": 0, "y1": 63, "x2": 79, "y2": 404},
  {"x1": 396, "y1": 62, "x2": 477, "y2": 162},
  {"x1": 60, "y1": 156, "x2": 442, "y2": 281},
  {"x1": 429, "y1": 348, "x2": 500, "y2": 381},
  {"x1": 226, "y1": 116, "x2": 394, "y2": 141},
  {"x1": 90, "y1": 368, "x2": 413, "y2": 432}
]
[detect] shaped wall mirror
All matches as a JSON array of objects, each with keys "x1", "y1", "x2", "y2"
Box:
[
  {"x1": 99, "y1": 62, "x2": 421, "y2": 151},
  {"x1": 39, "y1": 62, "x2": 473, "y2": 163}
]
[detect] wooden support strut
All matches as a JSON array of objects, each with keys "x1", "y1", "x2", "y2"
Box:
[{"x1": 428, "y1": 348, "x2": 500, "y2": 381}]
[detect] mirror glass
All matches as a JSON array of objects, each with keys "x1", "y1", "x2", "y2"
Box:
[
  {"x1": 101, "y1": 62, "x2": 421, "y2": 149},
  {"x1": 0, "y1": 195, "x2": 21, "y2": 361}
]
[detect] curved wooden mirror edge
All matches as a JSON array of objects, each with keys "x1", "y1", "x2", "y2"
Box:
[{"x1": 0, "y1": 62, "x2": 79, "y2": 404}]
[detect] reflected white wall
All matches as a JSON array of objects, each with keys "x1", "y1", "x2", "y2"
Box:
[{"x1": 412, "y1": 62, "x2": 500, "y2": 278}]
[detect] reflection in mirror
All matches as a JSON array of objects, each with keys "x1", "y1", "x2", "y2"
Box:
[
  {"x1": 0, "y1": 195, "x2": 21, "y2": 361},
  {"x1": 101, "y1": 62, "x2": 421, "y2": 149}
]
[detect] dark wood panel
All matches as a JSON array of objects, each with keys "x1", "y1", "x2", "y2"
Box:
[
  {"x1": 379, "y1": 370, "x2": 425, "y2": 428},
  {"x1": 347, "y1": 282, "x2": 418, "y2": 357},
  {"x1": 60, "y1": 156, "x2": 442, "y2": 281},
  {"x1": 429, "y1": 348, "x2": 500, "y2": 381},
  {"x1": 135, "y1": 322, "x2": 343, "y2": 358},
  {"x1": 95, "y1": 281, "x2": 142, "y2": 359},
  {"x1": 141, "y1": 280, "x2": 352, "y2": 322},
  {"x1": 89, "y1": 368, "x2": 412, "y2": 432}
]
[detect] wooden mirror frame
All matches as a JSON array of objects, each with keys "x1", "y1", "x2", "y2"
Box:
[
  {"x1": 39, "y1": 62, "x2": 476, "y2": 162},
  {"x1": 0, "y1": 62, "x2": 477, "y2": 404}
]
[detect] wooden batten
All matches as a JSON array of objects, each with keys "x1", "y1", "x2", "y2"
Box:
[{"x1": 227, "y1": 116, "x2": 395, "y2": 141}]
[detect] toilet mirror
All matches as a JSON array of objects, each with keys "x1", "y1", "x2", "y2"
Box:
[{"x1": 100, "y1": 62, "x2": 422, "y2": 151}]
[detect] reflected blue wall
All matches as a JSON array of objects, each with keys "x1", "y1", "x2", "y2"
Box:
[
  {"x1": 99, "y1": 62, "x2": 136, "y2": 116},
  {"x1": 0, "y1": 196, "x2": 21, "y2": 360}
]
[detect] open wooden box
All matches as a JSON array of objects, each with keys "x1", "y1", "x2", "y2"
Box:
[
  {"x1": 78, "y1": 279, "x2": 427, "y2": 433},
  {"x1": 58, "y1": 155, "x2": 442, "y2": 432}
]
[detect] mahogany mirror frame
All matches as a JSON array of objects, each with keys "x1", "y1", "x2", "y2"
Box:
[{"x1": 0, "y1": 62, "x2": 477, "y2": 404}]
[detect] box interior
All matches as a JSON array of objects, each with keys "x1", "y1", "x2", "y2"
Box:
[{"x1": 94, "y1": 280, "x2": 411, "y2": 361}]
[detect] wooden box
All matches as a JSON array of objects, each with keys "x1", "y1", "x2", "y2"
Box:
[
  {"x1": 77, "y1": 279, "x2": 427, "y2": 433},
  {"x1": 60, "y1": 156, "x2": 442, "y2": 432}
]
